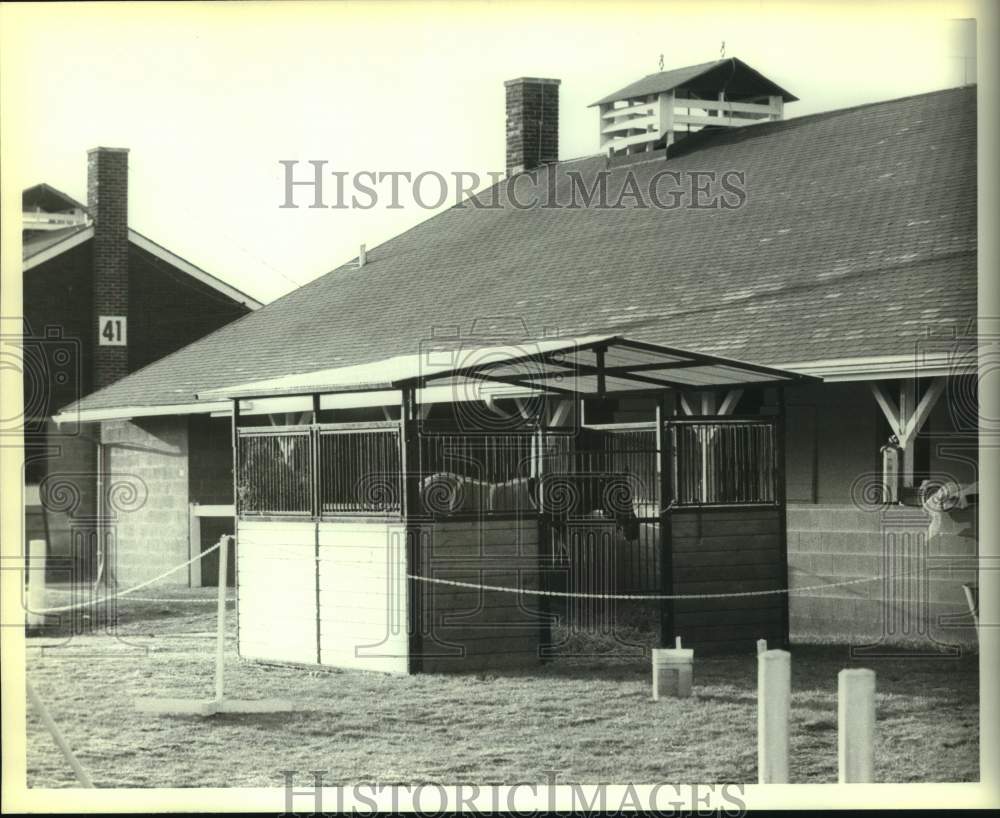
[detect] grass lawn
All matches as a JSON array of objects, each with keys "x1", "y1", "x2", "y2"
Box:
[{"x1": 24, "y1": 591, "x2": 979, "y2": 788}]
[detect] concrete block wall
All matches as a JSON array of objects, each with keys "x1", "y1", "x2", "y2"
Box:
[
  {"x1": 787, "y1": 503, "x2": 977, "y2": 648},
  {"x1": 102, "y1": 417, "x2": 190, "y2": 586}
]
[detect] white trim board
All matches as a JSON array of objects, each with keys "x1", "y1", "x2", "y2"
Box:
[
  {"x1": 127, "y1": 230, "x2": 262, "y2": 309},
  {"x1": 53, "y1": 383, "x2": 544, "y2": 425},
  {"x1": 22, "y1": 226, "x2": 94, "y2": 271},
  {"x1": 774, "y1": 353, "x2": 975, "y2": 382}
]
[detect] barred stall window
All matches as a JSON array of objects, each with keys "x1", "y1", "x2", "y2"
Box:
[
  {"x1": 236, "y1": 429, "x2": 312, "y2": 516},
  {"x1": 318, "y1": 426, "x2": 402, "y2": 515},
  {"x1": 671, "y1": 420, "x2": 777, "y2": 506}
]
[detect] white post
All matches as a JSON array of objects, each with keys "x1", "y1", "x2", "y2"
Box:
[
  {"x1": 769, "y1": 95, "x2": 784, "y2": 121},
  {"x1": 838, "y1": 669, "x2": 876, "y2": 783},
  {"x1": 757, "y1": 638, "x2": 768, "y2": 655},
  {"x1": 189, "y1": 503, "x2": 202, "y2": 588},
  {"x1": 757, "y1": 649, "x2": 790, "y2": 783},
  {"x1": 214, "y1": 535, "x2": 229, "y2": 704},
  {"x1": 27, "y1": 539, "x2": 47, "y2": 628}
]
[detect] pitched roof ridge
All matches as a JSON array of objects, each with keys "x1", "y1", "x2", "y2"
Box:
[
  {"x1": 510, "y1": 85, "x2": 977, "y2": 179},
  {"x1": 22, "y1": 181, "x2": 90, "y2": 213}
]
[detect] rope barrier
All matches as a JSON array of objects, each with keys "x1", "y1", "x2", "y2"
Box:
[
  {"x1": 406, "y1": 571, "x2": 897, "y2": 600},
  {"x1": 36, "y1": 540, "x2": 227, "y2": 614}
]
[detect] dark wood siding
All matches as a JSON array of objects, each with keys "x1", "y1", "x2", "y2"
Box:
[
  {"x1": 417, "y1": 518, "x2": 543, "y2": 673},
  {"x1": 670, "y1": 507, "x2": 786, "y2": 652}
]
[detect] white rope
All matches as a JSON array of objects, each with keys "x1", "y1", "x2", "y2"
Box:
[
  {"x1": 406, "y1": 571, "x2": 896, "y2": 600},
  {"x1": 36, "y1": 540, "x2": 227, "y2": 614}
]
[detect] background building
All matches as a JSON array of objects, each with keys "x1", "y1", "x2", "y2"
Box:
[{"x1": 23, "y1": 147, "x2": 261, "y2": 587}]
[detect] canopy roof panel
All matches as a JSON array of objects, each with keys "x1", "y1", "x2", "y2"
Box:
[{"x1": 198, "y1": 335, "x2": 819, "y2": 402}]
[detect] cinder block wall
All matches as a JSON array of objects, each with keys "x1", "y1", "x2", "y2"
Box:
[
  {"x1": 785, "y1": 378, "x2": 979, "y2": 647},
  {"x1": 102, "y1": 417, "x2": 189, "y2": 586},
  {"x1": 787, "y1": 504, "x2": 977, "y2": 648}
]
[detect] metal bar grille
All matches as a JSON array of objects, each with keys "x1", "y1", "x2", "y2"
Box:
[
  {"x1": 416, "y1": 432, "x2": 535, "y2": 517},
  {"x1": 670, "y1": 419, "x2": 777, "y2": 506},
  {"x1": 236, "y1": 430, "x2": 312, "y2": 516},
  {"x1": 318, "y1": 427, "x2": 402, "y2": 515}
]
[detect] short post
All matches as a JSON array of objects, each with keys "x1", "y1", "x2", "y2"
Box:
[
  {"x1": 27, "y1": 539, "x2": 47, "y2": 629},
  {"x1": 757, "y1": 649, "x2": 790, "y2": 784},
  {"x1": 838, "y1": 668, "x2": 876, "y2": 783},
  {"x1": 214, "y1": 535, "x2": 229, "y2": 704},
  {"x1": 757, "y1": 639, "x2": 768, "y2": 655},
  {"x1": 651, "y1": 636, "x2": 694, "y2": 700}
]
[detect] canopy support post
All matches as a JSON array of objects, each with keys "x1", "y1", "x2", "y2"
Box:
[
  {"x1": 400, "y1": 385, "x2": 423, "y2": 673},
  {"x1": 656, "y1": 392, "x2": 675, "y2": 648}
]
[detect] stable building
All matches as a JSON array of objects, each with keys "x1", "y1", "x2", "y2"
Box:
[
  {"x1": 57, "y1": 58, "x2": 978, "y2": 660},
  {"x1": 23, "y1": 148, "x2": 261, "y2": 590}
]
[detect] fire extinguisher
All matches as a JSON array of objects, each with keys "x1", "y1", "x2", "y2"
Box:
[{"x1": 880, "y1": 435, "x2": 902, "y2": 504}]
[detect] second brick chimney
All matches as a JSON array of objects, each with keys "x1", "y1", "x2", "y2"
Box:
[
  {"x1": 88, "y1": 147, "x2": 129, "y2": 390},
  {"x1": 504, "y1": 77, "x2": 560, "y2": 176}
]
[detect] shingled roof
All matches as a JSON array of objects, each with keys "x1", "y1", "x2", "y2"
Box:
[{"x1": 65, "y1": 86, "x2": 976, "y2": 416}]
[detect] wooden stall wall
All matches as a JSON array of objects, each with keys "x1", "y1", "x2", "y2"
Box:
[
  {"x1": 236, "y1": 519, "x2": 318, "y2": 665},
  {"x1": 414, "y1": 517, "x2": 544, "y2": 673},
  {"x1": 670, "y1": 507, "x2": 786, "y2": 652},
  {"x1": 236, "y1": 519, "x2": 409, "y2": 673},
  {"x1": 317, "y1": 521, "x2": 409, "y2": 674}
]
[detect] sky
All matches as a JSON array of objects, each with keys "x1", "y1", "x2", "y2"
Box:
[{"x1": 2, "y1": 0, "x2": 979, "y2": 305}]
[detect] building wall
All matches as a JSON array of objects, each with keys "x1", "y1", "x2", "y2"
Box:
[
  {"x1": 127, "y1": 244, "x2": 251, "y2": 373},
  {"x1": 671, "y1": 507, "x2": 786, "y2": 652},
  {"x1": 23, "y1": 241, "x2": 96, "y2": 412},
  {"x1": 784, "y1": 377, "x2": 978, "y2": 646},
  {"x1": 418, "y1": 517, "x2": 543, "y2": 673},
  {"x1": 235, "y1": 516, "x2": 542, "y2": 674},
  {"x1": 188, "y1": 414, "x2": 237, "y2": 586},
  {"x1": 785, "y1": 382, "x2": 881, "y2": 504},
  {"x1": 188, "y1": 414, "x2": 235, "y2": 504},
  {"x1": 237, "y1": 519, "x2": 319, "y2": 666},
  {"x1": 101, "y1": 417, "x2": 190, "y2": 586},
  {"x1": 24, "y1": 241, "x2": 251, "y2": 580}
]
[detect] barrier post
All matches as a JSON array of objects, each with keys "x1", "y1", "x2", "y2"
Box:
[
  {"x1": 757, "y1": 649, "x2": 790, "y2": 783},
  {"x1": 27, "y1": 539, "x2": 47, "y2": 629},
  {"x1": 214, "y1": 534, "x2": 229, "y2": 703},
  {"x1": 838, "y1": 668, "x2": 876, "y2": 783},
  {"x1": 757, "y1": 638, "x2": 768, "y2": 655}
]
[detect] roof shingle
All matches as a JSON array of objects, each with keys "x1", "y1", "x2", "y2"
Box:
[{"x1": 67, "y1": 86, "x2": 976, "y2": 414}]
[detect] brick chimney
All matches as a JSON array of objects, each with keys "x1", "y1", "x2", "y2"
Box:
[
  {"x1": 504, "y1": 77, "x2": 560, "y2": 176},
  {"x1": 87, "y1": 147, "x2": 129, "y2": 390}
]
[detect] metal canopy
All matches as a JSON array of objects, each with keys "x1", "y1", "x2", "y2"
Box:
[{"x1": 197, "y1": 334, "x2": 819, "y2": 402}]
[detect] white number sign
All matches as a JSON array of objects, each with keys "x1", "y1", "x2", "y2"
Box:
[{"x1": 98, "y1": 316, "x2": 127, "y2": 346}]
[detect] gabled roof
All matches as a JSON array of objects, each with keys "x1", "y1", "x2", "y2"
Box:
[
  {"x1": 590, "y1": 57, "x2": 799, "y2": 106},
  {"x1": 61, "y1": 85, "x2": 976, "y2": 419},
  {"x1": 22, "y1": 218, "x2": 264, "y2": 310},
  {"x1": 22, "y1": 182, "x2": 88, "y2": 214},
  {"x1": 22, "y1": 224, "x2": 92, "y2": 261}
]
